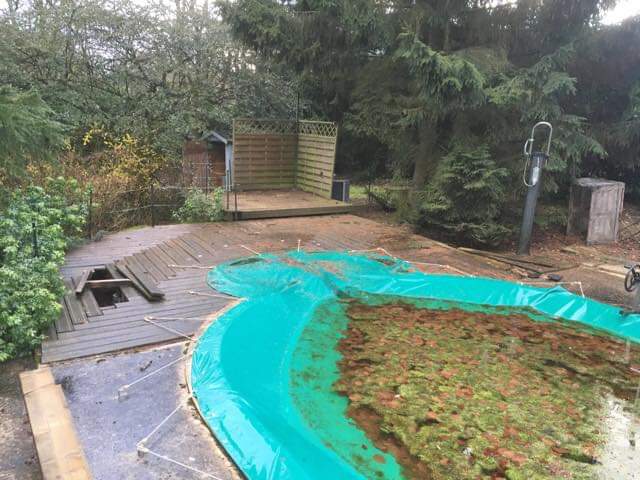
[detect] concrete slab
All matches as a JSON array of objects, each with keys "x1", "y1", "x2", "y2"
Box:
[{"x1": 51, "y1": 344, "x2": 239, "y2": 480}]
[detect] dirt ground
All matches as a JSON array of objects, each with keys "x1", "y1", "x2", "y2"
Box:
[
  {"x1": 356, "y1": 206, "x2": 640, "y2": 309},
  {"x1": 0, "y1": 357, "x2": 41, "y2": 480}
]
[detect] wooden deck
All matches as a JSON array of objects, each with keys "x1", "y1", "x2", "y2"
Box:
[
  {"x1": 42, "y1": 216, "x2": 447, "y2": 362},
  {"x1": 223, "y1": 189, "x2": 354, "y2": 220},
  {"x1": 43, "y1": 214, "x2": 565, "y2": 363}
]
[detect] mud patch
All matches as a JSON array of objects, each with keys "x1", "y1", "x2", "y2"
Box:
[{"x1": 336, "y1": 298, "x2": 640, "y2": 479}]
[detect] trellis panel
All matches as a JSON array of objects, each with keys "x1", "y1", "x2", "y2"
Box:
[
  {"x1": 232, "y1": 118, "x2": 338, "y2": 198},
  {"x1": 232, "y1": 119, "x2": 298, "y2": 190}
]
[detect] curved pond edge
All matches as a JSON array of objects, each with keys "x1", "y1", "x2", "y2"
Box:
[{"x1": 189, "y1": 250, "x2": 640, "y2": 480}]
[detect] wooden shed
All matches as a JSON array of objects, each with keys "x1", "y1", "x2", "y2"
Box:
[
  {"x1": 182, "y1": 131, "x2": 233, "y2": 191},
  {"x1": 567, "y1": 178, "x2": 625, "y2": 244},
  {"x1": 226, "y1": 118, "x2": 353, "y2": 219}
]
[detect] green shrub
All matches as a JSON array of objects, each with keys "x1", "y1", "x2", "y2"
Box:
[
  {"x1": 534, "y1": 204, "x2": 568, "y2": 231},
  {"x1": 0, "y1": 178, "x2": 86, "y2": 361},
  {"x1": 419, "y1": 142, "x2": 511, "y2": 247},
  {"x1": 172, "y1": 188, "x2": 224, "y2": 223}
]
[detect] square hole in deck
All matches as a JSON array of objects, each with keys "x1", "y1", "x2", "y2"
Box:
[{"x1": 88, "y1": 267, "x2": 129, "y2": 307}]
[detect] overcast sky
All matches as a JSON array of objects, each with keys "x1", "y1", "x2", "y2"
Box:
[
  {"x1": 601, "y1": 0, "x2": 640, "y2": 24},
  {"x1": 1, "y1": 0, "x2": 639, "y2": 25}
]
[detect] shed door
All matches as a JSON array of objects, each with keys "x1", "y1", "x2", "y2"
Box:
[{"x1": 587, "y1": 186, "x2": 624, "y2": 244}]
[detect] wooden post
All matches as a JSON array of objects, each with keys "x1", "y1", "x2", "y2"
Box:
[
  {"x1": 204, "y1": 156, "x2": 210, "y2": 195},
  {"x1": 87, "y1": 186, "x2": 93, "y2": 240},
  {"x1": 149, "y1": 184, "x2": 156, "y2": 228},
  {"x1": 234, "y1": 184, "x2": 238, "y2": 221},
  {"x1": 226, "y1": 169, "x2": 230, "y2": 210}
]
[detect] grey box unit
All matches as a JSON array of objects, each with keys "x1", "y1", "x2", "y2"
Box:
[
  {"x1": 331, "y1": 178, "x2": 350, "y2": 202},
  {"x1": 567, "y1": 178, "x2": 625, "y2": 245}
]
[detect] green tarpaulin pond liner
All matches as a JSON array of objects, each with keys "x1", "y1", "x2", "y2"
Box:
[{"x1": 189, "y1": 251, "x2": 640, "y2": 479}]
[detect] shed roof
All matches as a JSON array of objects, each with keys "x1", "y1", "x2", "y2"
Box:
[{"x1": 201, "y1": 130, "x2": 232, "y2": 145}]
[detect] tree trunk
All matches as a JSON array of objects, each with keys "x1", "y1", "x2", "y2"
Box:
[{"x1": 412, "y1": 124, "x2": 437, "y2": 189}]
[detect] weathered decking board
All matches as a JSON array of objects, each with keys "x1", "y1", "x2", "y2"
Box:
[
  {"x1": 19, "y1": 367, "x2": 91, "y2": 480},
  {"x1": 43, "y1": 215, "x2": 455, "y2": 363},
  {"x1": 223, "y1": 189, "x2": 355, "y2": 220}
]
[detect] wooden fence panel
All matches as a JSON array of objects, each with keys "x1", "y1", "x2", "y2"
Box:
[
  {"x1": 232, "y1": 119, "x2": 297, "y2": 191},
  {"x1": 295, "y1": 120, "x2": 337, "y2": 198},
  {"x1": 231, "y1": 119, "x2": 338, "y2": 198}
]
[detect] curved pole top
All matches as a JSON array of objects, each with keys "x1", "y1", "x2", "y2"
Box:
[{"x1": 524, "y1": 122, "x2": 553, "y2": 156}]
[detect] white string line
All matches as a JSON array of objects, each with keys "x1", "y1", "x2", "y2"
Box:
[
  {"x1": 141, "y1": 447, "x2": 225, "y2": 480},
  {"x1": 188, "y1": 290, "x2": 235, "y2": 299},
  {"x1": 348, "y1": 247, "x2": 472, "y2": 277},
  {"x1": 297, "y1": 239, "x2": 301, "y2": 252},
  {"x1": 136, "y1": 398, "x2": 225, "y2": 480},
  {"x1": 409, "y1": 260, "x2": 473, "y2": 277},
  {"x1": 376, "y1": 247, "x2": 472, "y2": 277},
  {"x1": 138, "y1": 400, "x2": 186, "y2": 447},
  {"x1": 169, "y1": 264, "x2": 215, "y2": 270},
  {"x1": 240, "y1": 244, "x2": 261, "y2": 255},
  {"x1": 347, "y1": 247, "x2": 588, "y2": 295},
  {"x1": 147, "y1": 316, "x2": 210, "y2": 322},
  {"x1": 144, "y1": 316, "x2": 194, "y2": 340},
  {"x1": 519, "y1": 280, "x2": 585, "y2": 298},
  {"x1": 348, "y1": 247, "x2": 390, "y2": 255},
  {"x1": 119, "y1": 353, "x2": 189, "y2": 393}
]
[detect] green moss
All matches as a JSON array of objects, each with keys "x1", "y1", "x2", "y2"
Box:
[{"x1": 336, "y1": 296, "x2": 640, "y2": 479}]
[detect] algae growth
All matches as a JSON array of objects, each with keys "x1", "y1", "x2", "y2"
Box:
[{"x1": 334, "y1": 296, "x2": 640, "y2": 479}]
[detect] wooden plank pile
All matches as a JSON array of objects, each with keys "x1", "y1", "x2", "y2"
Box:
[
  {"x1": 458, "y1": 247, "x2": 578, "y2": 278},
  {"x1": 114, "y1": 258, "x2": 164, "y2": 301}
]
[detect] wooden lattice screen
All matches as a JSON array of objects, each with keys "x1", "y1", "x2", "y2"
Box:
[
  {"x1": 232, "y1": 118, "x2": 338, "y2": 198},
  {"x1": 296, "y1": 120, "x2": 338, "y2": 198}
]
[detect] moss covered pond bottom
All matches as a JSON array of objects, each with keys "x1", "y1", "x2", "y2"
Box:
[
  {"x1": 298, "y1": 296, "x2": 640, "y2": 479},
  {"x1": 192, "y1": 251, "x2": 640, "y2": 480}
]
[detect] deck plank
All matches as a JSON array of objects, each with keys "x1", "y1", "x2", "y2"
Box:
[
  {"x1": 79, "y1": 289, "x2": 102, "y2": 317},
  {"x1": 142, "y1": 248, "x2": 175, "y2": 277},
  {"x1": 131, "y1": 250, "x2": 166, "y2": 282},
  {"x1": 43, "y1": 215, "x2": 444, "y2": 363}
]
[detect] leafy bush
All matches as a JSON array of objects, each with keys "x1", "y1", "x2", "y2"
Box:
[
  {"x1": 172, "y1": 188, "x2": 224, "y2": 223},
  {"x1": 73, "y1": 128, "x2": 175, "y2": 231},
  {"x1": 534, "y1": 204, "x2": 568, "y2": 231},
  {"x1": 419, "y1": 142, "x2": 510, "y2": 247},
  {"x1": 0, "y1": 178, "x2": 86, "y2": 361}
]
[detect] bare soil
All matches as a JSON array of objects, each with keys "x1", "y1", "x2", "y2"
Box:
[{"x1": 0, "y1": 357, "x2": 41, "y2": 480}]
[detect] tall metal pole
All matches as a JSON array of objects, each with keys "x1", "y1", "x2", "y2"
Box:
[
  {"x1": 516, "y1": 122, "x2": 553, "y2": 256},
  {"x1": 517, "y1": 152, "x2": 546, "y2": 255}
]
